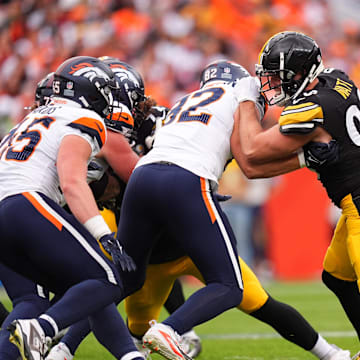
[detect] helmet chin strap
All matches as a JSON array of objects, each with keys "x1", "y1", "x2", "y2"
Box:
[
  {"x1": 270, "y1": 88, "x2": 289, "y2": 106},
  {"x1": 276, "y1": 92, "x2": 290, "y2": 107},
  {"x1": 292, "y1": 60, "x2": 324, "y2": 101}
]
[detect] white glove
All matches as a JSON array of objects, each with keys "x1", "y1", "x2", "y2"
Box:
[
  {"x1": 87, "y1": 158, "x2": 109, "y2": 182},
  {"x1": 233, "y1": 76, "x2": 260, "y2": 104},
  {"x1": 145, "y1": 134, "x2": 155, "y2": 150}
]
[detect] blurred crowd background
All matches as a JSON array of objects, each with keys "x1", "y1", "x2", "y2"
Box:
[
  {"x1": 2, "y1": 0, "x2": 360, "y2": 129},
  {"x1": 0, "y1": 0, "x2": 358, "y2": 280}
]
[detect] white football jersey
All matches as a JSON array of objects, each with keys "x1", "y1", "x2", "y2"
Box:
[
  {"x1": 137, "y1": 81, "x2": 242, "y2": 182},
  {"x1": 0, "y1": 98, "x2": 107, "y2": 204}
]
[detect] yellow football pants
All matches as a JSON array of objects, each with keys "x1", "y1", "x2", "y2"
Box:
[
  {"x1": 100, "y1": 208, "x2": 269, "y2": 337},
  {"x1": 323, "y1": 194, "x2": 360, "y2": 290},
  {"x1": 125, "y1": 256, "x2": 269, "y2": 336}
]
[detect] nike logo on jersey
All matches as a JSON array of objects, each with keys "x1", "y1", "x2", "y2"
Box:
[
  {"x1": 292, "y1": 97, "x2": 306, "y2": 104},
  {"x1": 95, "y1": 122, "x2": 104, "y2": 132}
]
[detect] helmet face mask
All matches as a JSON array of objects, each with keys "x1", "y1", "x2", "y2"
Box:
[
  {"x1": 256, "y1": 31, "x2": 324, "y2": 106},
  {"x1": 35, "y1": 72, "x2": 55, "y2": 106},
  {"x1": 53, "y1": 56, "x2": 117, "y2": 117},
  {"x1": 99, "y1": 57, "x2": 146, "y2": 132}
]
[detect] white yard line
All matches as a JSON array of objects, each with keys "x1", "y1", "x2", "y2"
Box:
[{"x1": 201, "y1": 331, "x2": 356, "y2": 340}]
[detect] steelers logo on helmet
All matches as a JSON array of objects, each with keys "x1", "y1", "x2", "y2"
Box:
[
  {"x1": 200, "y1": 60, "x2": 250, "y2": 88},
  {"x1": 255, "y1": 31, "x2": 324, "y2": 106}
]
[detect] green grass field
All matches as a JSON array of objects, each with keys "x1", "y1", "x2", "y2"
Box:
[{"x1": 1, "y1": 280, "x2": 358, "y2": 360}]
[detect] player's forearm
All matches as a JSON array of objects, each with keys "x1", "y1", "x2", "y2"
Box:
[
  {"x1": 237, "y1": 101, "x2": 265, "y2": 162},
  {"x1": 238, "y1": 102, "x2": 301, "y2": 164},
  {"x1": 232, "y1": 105, "x2": 301, "y2": 178},
  {"x1": 234, "y1": 148, "x2": 300, "y2": 179},
  {"x1": 99, "y1": 131, "x2": 139, "y2": 182},
  {"x1": 62, "y1": 179, "x2": 101, "y2": 224},
  {"x1": 234, "y1": 102, "x2": 279, "y2": 165},
  {"x1": 108, "y1": 150, "x2": 138, "y2": 183}
]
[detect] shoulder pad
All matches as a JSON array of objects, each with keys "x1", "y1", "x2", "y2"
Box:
[
  {"x1": 279, "y1": 100, "x2": 323, "y2": 135},
  {"x1": 68, "y1": 116, "x2": 106, "y2": 148},
  {"x1": 319, "y1": 68, "x2": 350, "y2": 81}
]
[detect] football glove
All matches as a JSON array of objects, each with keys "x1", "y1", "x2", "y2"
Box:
[
  {"x1": 234, "y1": 76, "x2": 260, "y2": 104},
  {"x1": 303, "y1": 140, "x2": 339, "y2": 171},
  {"x1": 144, "y1": 106, "x2": 169, "y2": 150},
  {"x1": 147, "y1": 106, "x2": 169, "y2": 124},
  {"x1": 98, "y1": 233, "x2": 136, "y2": 272}
]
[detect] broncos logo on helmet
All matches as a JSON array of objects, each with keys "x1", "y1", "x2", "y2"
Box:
[
  {"x1": 69, "y1": 62, "x2": 113, "y2": 82},
  {"x1": 53, "y1": 56, "x2": 118, "y2": 117}
]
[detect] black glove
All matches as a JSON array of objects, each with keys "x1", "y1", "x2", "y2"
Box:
[
  {"x1": 99, "y1": 234, "x2": 136, "y2": 272},
  {"x1": 303, "y1": 140, "x2": 339, "y2": 171},
  {"x1": 214, "y1": 193, "x2": 232, "y2": 202},
  {"x1": 147, "y1": 106, "x2": 169, "y2": 124},
  {"x1": 143, "y1": 106, "x2": 169, "y2": 150}
]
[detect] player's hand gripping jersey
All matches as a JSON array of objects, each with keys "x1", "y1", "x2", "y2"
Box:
[
  {"x1": 0, "y1": 99, "x2": 106, "y2": 204},
  {"x1": 137, "y1": 81, "x2": 247, "y2": 183},
  {"x1": 278, "y1": 68, "x2": 360, "y2": 206}
]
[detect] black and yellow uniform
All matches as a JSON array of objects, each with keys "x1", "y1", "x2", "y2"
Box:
[
  {"x1": 101, "y1": 208, "x2": 320, "y2": 351},
  {"x1": 100, "y1": 208, "x2": 267, "y2": 332},
  {"x1": 125, "y1": 254, "x2": 269, "y2": 335},
  {"x1": 279, "y1": 68, "x2": 360, "y2": 291}
]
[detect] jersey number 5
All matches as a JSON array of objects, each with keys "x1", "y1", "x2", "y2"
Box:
[
  {"x1": 0, "y1": 117, "x2": 55, "y2": 161},
  {"x1": 165, "y1": 87, "x2": 225, "y2": 126}
]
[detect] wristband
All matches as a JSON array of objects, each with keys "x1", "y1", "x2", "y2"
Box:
[
  {"x1": 83, "y1": 215, "x2": 111, "y2": 240},
  {"x1": 297, "y1": 149, "x2": 306, "y2": 168}
]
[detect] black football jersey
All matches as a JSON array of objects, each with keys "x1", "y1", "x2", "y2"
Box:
[
  {"x1": 279, "y1": 68, "x2": 360, "y2": 206},
  {"x1": 133, "y1": 118, "x2": 155, "y2": 156}
]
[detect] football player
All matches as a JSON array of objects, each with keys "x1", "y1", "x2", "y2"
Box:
[
  {"x1": 0, "y1": 56, "x2": 145, "y2": 360},
  {"x1": 113, "y1": 56, "x2": 350, "y2": 360},
  {"x1": 234, "y1": 31, "x2": 360, "y2": 345},
  {"x1": 0, "y1": 73, "x2": 64, "y2": 360},
  {"x1": 47, "y1": 75, "x2": 203, "y2": 360}
]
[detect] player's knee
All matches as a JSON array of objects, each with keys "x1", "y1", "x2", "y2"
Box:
[
  {"x1": 13, "y1": 294, "x2": 50, "y2": 314},
  {"x1": 123, "y1": 277, "x2": 146, "y2": 298},
  {"x1": 225, "y1": 285, "x2": 243, "y2": 308},
  {"x1": 237, "y1": 281, "x2": 268, "y2": 313},
  {"x1": 96, "y1": 278, "x2": 124, "y2": 303},
  {"x1": 322, "y1": 270, "x2": 357, "y2": 295},
  {"x1": 209, "y1": 282, "x2": 243, "y2": 309},
  {"x1": 233, "y1": 287, "x2": 243, "y2": 306}
]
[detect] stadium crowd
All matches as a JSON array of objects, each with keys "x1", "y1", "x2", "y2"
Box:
[{"x1": 1, "y1": 0, "x2": 360, "y2": 131}]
